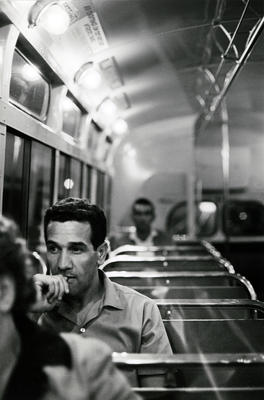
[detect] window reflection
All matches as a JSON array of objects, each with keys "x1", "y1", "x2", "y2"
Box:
[
  {"x1": 166, "y1": 201, "x2": 218, "y2": 237},
  {"x1": 27, "y1": 142, "x2": 53, "y2": 252},
  {"x1": 10, "y1": 50, "x2": 50, "y2": 120},
  {"x1": 58, "y1": 154, "x2": 82, "y2": 199},
  {"x1": 62, "y1": 95, "x2": 82, "y2": 138},
  {"x1": 3, "y1": 132, "x2": 25, "y2": 233}
]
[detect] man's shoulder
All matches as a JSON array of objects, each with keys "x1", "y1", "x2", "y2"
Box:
[{"x1": 112, "y1": 280, "x2": 157, "y2": 306}]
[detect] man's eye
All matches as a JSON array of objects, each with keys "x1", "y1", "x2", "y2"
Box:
[
  {"x1": 71, "y1": 248, "x2": 82, "y2": 254},
  {"x1": 47, "y1": 246, "x2": 59, "y2": 254}
]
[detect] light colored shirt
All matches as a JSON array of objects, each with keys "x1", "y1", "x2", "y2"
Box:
[
  {"x1": 39, "y1": 271, "x2": 172, "y2": 385},
  {"x1": 44, "y1": 334, "x2": 141, "y2": 400}
]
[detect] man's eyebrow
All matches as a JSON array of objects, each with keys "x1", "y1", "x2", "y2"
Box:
[
  {"x1": 46, "y1": 240, "x2": 59, "y2": 245},
  {"x1": 68, "y1": 242, "x2": 87, "y2": 247}
]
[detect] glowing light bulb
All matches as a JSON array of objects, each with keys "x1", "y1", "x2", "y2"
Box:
[
  {"x1": 99, "y1": 99, "x2": 117, "y2": 116},
  {"x1": 112, "y1": 119, "x2": 128, "y2": 135},
  {"x1": 64, "y1": 178, "x2": 74, "y2": 190},
  {"x1": 199, "y1": 202, "x2": 217, "y2": 213},
  {"x1": 78, "y1": 67, "x2": 102, "y2": 89},
  {"x1": 38, "y1": 3, "x2": 70, "y2": 35}
]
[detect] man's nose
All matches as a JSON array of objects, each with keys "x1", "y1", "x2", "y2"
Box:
[{"x1": 57, "y1": 250, "x2": 71, "y2": 271}]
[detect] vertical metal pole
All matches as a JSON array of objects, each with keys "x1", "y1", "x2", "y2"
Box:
[{"x1": 221, "y1": 100, "x2": 230, "y2": 241}]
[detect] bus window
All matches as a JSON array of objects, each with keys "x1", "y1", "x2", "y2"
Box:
[
  {"x1": 70, "y1": 158, "x2": 82, "y2": 197},
  {"x1": 96, "y1": 170, "x2": 105, "y2": 209},
  {"x1": 27, "y1": 142, "x2": 53, "y2": 251},
  {"x1": 58, "y1": 153, "x2": 70, "y2": 200},
  {"x1": 58, "y1": 154, "x2": 82, "y2": 199},
  {"x1": 166, "y1": 201, "x2": 218, "y2": 237},
  {"x1": 62, "y1": 95, "x2": 82, "y2": 138},
  {"x1": 3, "y1": 132, "x2": 26, "y2": 233},
  {"x1": 9, "y1": 50, "x2": 50, "y2": 121},
  {"x1": 223, "y1": 200, "x2": 264, "y2": 236},
  {"x1": 84, "y1": 165, "x2": 92, "y2": 200}
]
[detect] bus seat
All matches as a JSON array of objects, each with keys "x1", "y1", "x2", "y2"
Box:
[
  {"x1": 132, "y1": 286, "x2": 252, "y2": 299},
  {"x1": 163, "y1": 319, "x2": 264, "y2": 353},
  {"x1": 156, "y1": 299, "x2": 264, "y2": 320}
]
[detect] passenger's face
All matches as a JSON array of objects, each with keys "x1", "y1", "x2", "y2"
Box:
[
  {"x1": 46, "y1": 221, "x2": 101, "y2": 299},
  {"x1": 132, "y1": 204, "x2": 154, "y2": 232}
]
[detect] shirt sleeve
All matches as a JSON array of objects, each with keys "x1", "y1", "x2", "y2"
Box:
[{"x1": 138, "y1": 301, "x2": 173, "y2": 376}]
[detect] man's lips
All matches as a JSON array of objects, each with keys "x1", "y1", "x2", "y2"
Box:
[{"x1": 64, "y1": 276, "x2": 75, "y2": 282}]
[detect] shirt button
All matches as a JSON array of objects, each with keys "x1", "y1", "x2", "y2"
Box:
[{"x1": 80, "y1": 327, "x2": 86, "y2": 333}]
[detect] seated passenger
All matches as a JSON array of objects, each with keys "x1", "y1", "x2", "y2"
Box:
[
  {"x1": 0, "y1": 215, "x2": 140, "y2": 400},
  {"x1": 33, "y1": 197, "x2": 172, "y2": 386},
  {"x1": 110, "y1": 197, "x2": 172, "y2": 250}
]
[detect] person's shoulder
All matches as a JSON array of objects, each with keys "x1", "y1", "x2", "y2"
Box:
[{"x1": 113, "y1": 281, "x2": 157, "y2": 305}]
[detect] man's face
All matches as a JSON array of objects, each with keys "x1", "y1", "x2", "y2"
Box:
[
  {"x1": 46, "y1": 220, "x2": 101, "y2": 299},
  {"x1": 132, "y1": 204, "x2": 154, "y2": 233}
]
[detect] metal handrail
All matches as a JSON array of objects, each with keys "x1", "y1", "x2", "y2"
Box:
[
  {"x1": 113, "y1": 352, "x2": 264, "y2": 367},
  {"x1": 110, "y1": 244, "x2": 206, "y2": 257}
]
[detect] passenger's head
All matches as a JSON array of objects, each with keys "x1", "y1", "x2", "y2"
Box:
[
  {"x1": 131, "y1": 198, "x2": 155, "y2": 233},
  {"x1": 0, "y1": 216, "x2": 35, "y2": 317},
  {"x1": 44, "y1": 198, "x2": 108, "y2": 299},
  {"x1": 44, "y1": 197, "x2": 107, "y2": 249}
]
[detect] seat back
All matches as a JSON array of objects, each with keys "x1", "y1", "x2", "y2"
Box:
[
  {"x1": 164, "y1": 319, "x2": 264, "y2": 353},
  {"x1": 107, "y1": 271, "x2": 243, "y2": 287},
  {"x1": 133, "y1": 286, "x2": 252, "y2": 299},
  {"x1": 134, "y1": 387, "x2": 264, "y2": 399},
  {"x1": 156, "y1": 300, "x2": 264, "y2": 320},
  {"x1": 114, "y1": 353, "x2": 264, "y2": 389},
  {"x1": 103, "y1": 258, "x2": 229, "y2": 272}
]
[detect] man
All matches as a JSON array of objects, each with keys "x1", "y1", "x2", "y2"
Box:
[
  {"x1": 0, "y1": 215, "x2": 140, "y2": 400},
  {"x1": 110, "y1": 197, "x2": 172, "y2": 249},
  {"x1": 34, "y1": 197, "x2": 172, "y2": 386}
]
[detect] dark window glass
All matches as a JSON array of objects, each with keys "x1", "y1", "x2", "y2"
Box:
[
  {"x1": 70, "y1": 159, "x2": 82, "y2": 197},
  {"x1": 223, "y1": 200, "x2": 264, "y2": 236},
  {"x1": 3, "y1": 132, "x2": 26, "y2": 232},
  {"x1": 62, "y1": 96, "x2": 82, "y2": 138},
  {"x1": 58, "y1": 154, "x2": 70, "y2": 200},
  {"x1": 27, "y1": 142, "x2": 53, "y2": 252},
  {"x1": 9, "y1": 50, "x2": 50, "y2": 120},
  {"x1": 96, "y1": 170, "x2": 105, "y2": 208},
  {"x1": 58, "y1": 155, "x2": 82, "y2": 199},
  {"x1": 85, "y1": 165, "x2": 92, "y2": 201}
]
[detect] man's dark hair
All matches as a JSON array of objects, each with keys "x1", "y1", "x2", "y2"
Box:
[
  {"x1": 44, "y1": 197, "x2": 107, "y2": 249},
  {"x1": 132, "y1": 197, "x2": 155, "y2": 216},
  {"x1": 0, "y1": 216, "x2": 35, "y2": 315}
]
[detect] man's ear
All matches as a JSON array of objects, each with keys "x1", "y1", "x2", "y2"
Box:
[
  {"x1": 0, "y1": 276, "x2": 15, "y2": 313},
  {"x1": 96, "y1": 242, "x2": 108, "y2": 265}
]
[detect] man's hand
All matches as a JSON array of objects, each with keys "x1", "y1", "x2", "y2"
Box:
[{"x1": 31, "y1": 274, "x2": 69, "y2": 313}]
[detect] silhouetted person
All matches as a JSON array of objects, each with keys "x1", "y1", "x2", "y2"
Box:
[{"x1": 110, "y1": 197, "x2": 172, "y2": 249}]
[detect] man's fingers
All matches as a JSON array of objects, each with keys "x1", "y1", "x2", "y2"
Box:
[{"x1": 47, "y1": 275, "x2": 69, "y2": 302}]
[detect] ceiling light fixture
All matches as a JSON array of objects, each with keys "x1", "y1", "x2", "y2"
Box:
[
  {"x1": 74, "y1": 62, "x2": 102, "y2": 89},
  {"x1": 28, "y1": 0, "x2": 71, "y2": 35},
  {"x1": 112, "y1": 118, "x2": 128, "y2": 135}
]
